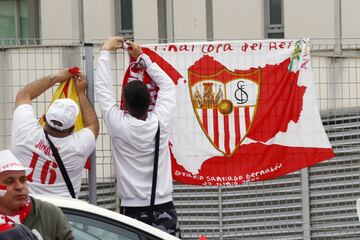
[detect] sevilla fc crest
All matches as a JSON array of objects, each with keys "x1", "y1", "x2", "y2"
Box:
[{"x1": 188, "y1": 55, "x2": 260, "y2": 156}]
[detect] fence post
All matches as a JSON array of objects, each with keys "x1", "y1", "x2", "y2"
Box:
[
  {"x1": 301, "y1": 168, "x2": 311, "y2": 240},
  {"x1": 334, "y1": 0, "x2": 342, "y2": 56},
  {"x1": 165, "y1": 0, "x2": 174, "y2": 42},
  {"x1": 84, "y1": 43, "x2": 97, "y2": 205}
]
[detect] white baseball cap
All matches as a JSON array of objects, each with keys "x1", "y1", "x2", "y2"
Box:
[
  {"x1": 45, "y1": 98, "x2": 79, "y2": 131},
  {"x1": 0, "y1": 150, "x2": 32, "y2": 175}
]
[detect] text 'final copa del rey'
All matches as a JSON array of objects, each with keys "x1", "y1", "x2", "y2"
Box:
[{"x1": 153, "y1": 40, "x2": 295, "y2": 54}]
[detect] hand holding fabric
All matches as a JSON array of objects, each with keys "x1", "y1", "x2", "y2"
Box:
[
  {"x1": 101, "y1": 36, "x2": 124, "y2": 51},
  {"x1": 74, "y1": 73, "x2": 87, "y2": 95},
  {"x1": 52, "y1": 68, "x2": 73, "y2": 84}
]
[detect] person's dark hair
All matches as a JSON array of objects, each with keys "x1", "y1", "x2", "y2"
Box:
[{"x1": 123, "y1": 80, "x2": 151, "y2": 118}]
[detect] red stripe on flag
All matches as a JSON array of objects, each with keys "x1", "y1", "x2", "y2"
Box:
[
  {"x1": 63, "y1": 80, "x2": 70, "y2": 98},
  {"x1": 234, "y1": 107, "x2": 240, "y2": 145},
  {"x1": 172, "y1": 144, "x2": 335, "y2": 186},
  {"x1": 245, "y1": 107, "x2": 250, "y2": 128},
  {"x1": 213, "y1": 109, "x2": 219, "y2": 147},
  {"x1": 202, "y1": 109, "x2": 208, "y2": 132},
  {"x1": 224, "y1": 115, "x2": 230, "y2": 155},
  {"x1": 143, "y1": 48, "x2": 182, "y2": 85},
  {"x1": 84, "y1": 157, "x2": 91, "y2": 169}
]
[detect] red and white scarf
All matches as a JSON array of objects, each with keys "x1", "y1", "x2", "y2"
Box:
[{"x1": 0, "y1": 196, "x2": 32, "y2": 225}]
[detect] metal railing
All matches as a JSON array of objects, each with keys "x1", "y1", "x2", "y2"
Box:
[{"x1": 1, "y1": 38, "x2": 360, "y2": 239}]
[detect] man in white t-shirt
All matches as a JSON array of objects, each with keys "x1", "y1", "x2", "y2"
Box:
[
  {"x1": 96, "y1": 37, "x2": 181, "y2": 238},
  {"x1": 11, "y1": 69, "x2": 99, "y2": 198}
]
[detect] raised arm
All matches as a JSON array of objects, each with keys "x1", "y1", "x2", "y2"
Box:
[
  {"x1": 95, "y1": 37, "x2": 124, "y2": 117},
  {"x1": 15, "y1": 69, "x2": 72, "y2": 109},
  {"x1": 74, "y1": 73, "x2": 100, "y2": 139}
]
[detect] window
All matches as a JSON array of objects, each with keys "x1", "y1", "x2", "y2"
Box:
[
  {"x1": 63, "y1": 209, "x2": 162, "y2": 240},
  {"x1": 264, "y1": 0, "x2": 284, "y2": 39},
  {"x1": 116, "y1": 0, "x2": 133, "y2": 38},
  {"x1": 157, "y1": 0, "x2": 167, "y2": 43},
  {"x1": 0, "y1": 0, "x2": 39, "y2": 43}
]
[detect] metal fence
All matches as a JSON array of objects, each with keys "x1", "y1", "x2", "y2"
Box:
[{"x1": 1, "y1": 39, "x2": 360, "y2": 240}]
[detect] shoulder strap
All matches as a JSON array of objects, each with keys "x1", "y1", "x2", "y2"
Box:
[
  {"x1": 44, "y1": 131, "x2": 76, "y2": 199},
  {"x1": 150, "y1": 124, "x2": 160, "y2": 207}
]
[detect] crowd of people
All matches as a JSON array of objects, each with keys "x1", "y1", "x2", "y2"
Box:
[{"x1": 0, "y1": 37, "x2": 181, "y2": 239}]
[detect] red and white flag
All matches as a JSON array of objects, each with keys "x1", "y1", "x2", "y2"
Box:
[{"x1": 122, "y1": 39, "x2": 335, "y2": 186}]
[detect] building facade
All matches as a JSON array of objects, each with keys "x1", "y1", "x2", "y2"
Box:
[{"x1": 1, "y1": 0, "x2": 360, "y2": 43}]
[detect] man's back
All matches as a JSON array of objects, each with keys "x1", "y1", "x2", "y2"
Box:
[
  {"x1": 96, "y1": 47, "x2": 176, "y2": 206},
  {"x1": 107, "y1": 111, "x2": 173, "y2": 206},
  {"x1": 95, "y1": 37, "x2": 181, "y2": 238},
  {"x1": 11, "y1": 104, "x2": 95, "y2": 198}
]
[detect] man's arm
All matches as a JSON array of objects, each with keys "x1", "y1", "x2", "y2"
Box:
[
  {"x1": 147, "y1": 63, "x2": 176, "y2": 129},
  {"x1": 74, "y1": 74, "x2": 99, "y2": 138},
  {"x1": 95, "y1": 36, "x2": 124, "y2": 117},
  {"x1": 15, "y1": 69, "x2": 72, "y2": 109}
]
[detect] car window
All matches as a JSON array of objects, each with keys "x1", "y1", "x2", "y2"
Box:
[
  {"x1": 67, "y1": 214, "x2": 140, "y2": 240},
  {"x1": 62, "y1": 208, "x2": 162, "y2": 240}
]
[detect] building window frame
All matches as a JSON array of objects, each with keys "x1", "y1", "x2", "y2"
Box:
[
  {"x1": 115, "y1": 0, "x2": 134, "y2": 38},
  {"x1": 264, "y1": 0, "x2": 284, "y2": 39},
  {"x1": 0, "y1": 0, "x2": 39, "y2": 44},
  {"x1": 157, "y1": 0, "x2": 167, "y2": 43}
]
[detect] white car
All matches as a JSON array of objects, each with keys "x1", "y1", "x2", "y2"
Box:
[{"x1": 35, "y1": 195, "x2": 180, "y2": 240}]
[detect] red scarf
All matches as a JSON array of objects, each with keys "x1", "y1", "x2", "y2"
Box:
[
  {"x1": 2, "y1": 197, "x2": 32, "y2": 224},
  {"x1": 0, "y1": 215, "x2": 13, "y2": 232}
]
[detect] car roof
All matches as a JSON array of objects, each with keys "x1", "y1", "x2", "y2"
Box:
[{"x1": 33, "y1": 195, "x2": 180, "y2": 240}]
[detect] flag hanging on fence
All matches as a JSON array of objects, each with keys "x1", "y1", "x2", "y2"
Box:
[{"x1": 122, "y1": 39, "x2": 335, "y2": 186}]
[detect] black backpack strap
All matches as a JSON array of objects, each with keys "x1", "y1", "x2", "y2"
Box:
[
  {"x1": 44, "y1": 131, "x2": 76, "y2": 198},
  {"x1": 150, "y1": 123, "x2": 160, "y2": 208}
]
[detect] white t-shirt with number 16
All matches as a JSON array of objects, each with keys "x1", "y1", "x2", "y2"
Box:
[{"x1": 11, "y1": 104, "x2": 96, "y2": 198}]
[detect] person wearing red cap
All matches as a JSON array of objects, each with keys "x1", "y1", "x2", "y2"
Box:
[
  {"x1": 11, "y1": 69, "x2": 99, "y2": 198},
  {"x1": 0, "y1": 149, "x2": 74, "y2": 240},
  {"x1": 96, "y1": 37, "x2": 181, "y2": 238}
]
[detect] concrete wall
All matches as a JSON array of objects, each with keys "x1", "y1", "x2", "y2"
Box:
[
  {"x1": 37, "y1": 0, "x2": 360, "y2": 43},
  {"x1": 133, "y1": 0, "x2": 159, "y2": 43},
  {"x1": 173, "y1": 0, "x2": 207, "y2": 41},
  {"x1": 40, "y1": 0, "x2": 76, "y2": 42},
  {"x1": 284, "y1": 0, "x2": 335, "y2": 39},
  {"x1": 83, "y1": 0, "x2": 115, "y2": 42},
  {"x1": 213, "y1": 0, "x2": 264, "y2": 40},
  {"x1": 341, "y1": 0, "x2": 360, "y2": 38}
]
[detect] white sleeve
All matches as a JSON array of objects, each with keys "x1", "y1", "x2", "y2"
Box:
[
  {"x1": 95, "y1": 50, "x2": 124, "y2": 134},
  {"x1": 11, "y1": 104, "x2": 40, "y2": 146},
  {"x1": 74, "y1": 128, "x2": 96, "y2": 158},
  {"x1": 147, "y1": 62, "x2": 176, "y2": 130}
]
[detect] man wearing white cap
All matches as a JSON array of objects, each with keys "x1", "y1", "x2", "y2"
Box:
[
  {"x1": 0, "y1": 149, "x2": 74, "y2": 240},
  {"x1": 11, "y1": 69, "x2": 99, "y2": 198}
]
